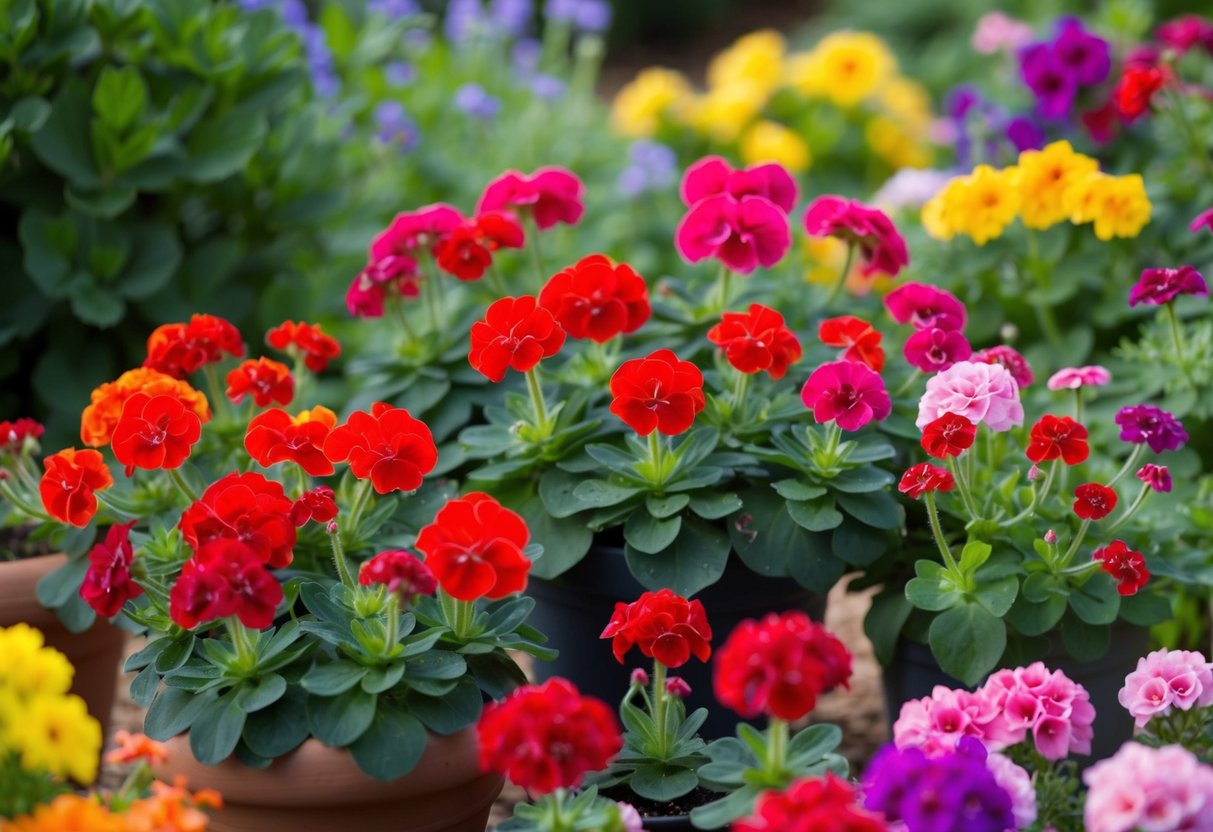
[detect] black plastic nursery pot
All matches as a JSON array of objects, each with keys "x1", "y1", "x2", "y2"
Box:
[{"x1": 527, "y1": 545, "x2": 827, "y2": 739}]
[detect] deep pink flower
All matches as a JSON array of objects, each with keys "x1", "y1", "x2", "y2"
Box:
[
  {"x1": 1128, "y1": 265, "x2": 1208, "y2": 306},
  {"x1": 1157, "y1": 15, "x2": 1213, "y2": 55},
  {"x1": 1190, "y1": 207, "x2": 1213, "y2": 235},
  {"x1": 893, "y1": 685, "x2": 1001, "y2": 758},
  {"x1": 803, "y1": 196, "x2": 908, "y2": 278},
  {"x1": 916, "y1": 361, "x2": 1023, "y2": 432},
  {"x1": 979, "y1": 662, "x2": 1096, "y2": 759},
  {"x1": 477, "y1": 167, "x2": 585, "y2": 230},
  {"x1": 680, "y1": 156, "x2": 797, "y2": 213},
  {"x1": 1136, "y1": 463, "x2": 1172, "y2": 493},
  {"x1": 1046, "y1": 365, "x2": 1111, "y2": 390},
  {"x1": 345, "y1": 255, "x2": 422, "y2": 319},
  {"x1": 903, "y1": 327, "x2": 972, "y2": 373},
  {"x1": 800, "y1": 360, "x2": 891, "y2": 431},
  {"x1": 884, "y1": 282, "x2": 967, "y2": 331},
  {"x1": 370, "y1": 204, "x2": 465, "y2": 261},
  {"x1": 675, "y1": 193, "x2": 791, "y2": 274},
  {"x1": 972, "y1": 345, "x2": 1033, "y2": 388}
]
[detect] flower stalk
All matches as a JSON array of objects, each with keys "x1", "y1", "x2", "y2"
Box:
[
  {"x1": 924, "y1": 492, "x2": 963, "y2": 581},
  {"x1": 822, "y1": 242, "x2": 856, "y2": 307}
]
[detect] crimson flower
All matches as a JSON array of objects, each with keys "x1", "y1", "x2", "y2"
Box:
[
  {"x1": 477, "y1": 678, "x2": 621, "y2": 794},
  {"x1": 675, "y1": 193, "x2": 791, "y2": 274},
  {"x1": 1114, "y1": 65, "x2": 1169, "y2": 121},
  {"x1": 433, "y1": 212, "x2": 525, "y2": 281},
  {"x1": 244, "y1": 406, "x2": 337, "y2": 476},
  {"x1": 110, "y1": 393, "x2": 203, "y2": 476},
  {"x1": 920, "y1": 413, "x2": 977, "y2": 459},
  {"x1": 1026, "y1": 415, "x2": 1089, "y2": 465},
  {"x1": 323, "y1": 403, "x2": 438, "y2": 494},
  {"x1": 39, "y1": 448, "x2": 113, "y2": 527},
  {"x1": 358, "y1": 550, "x2": 437, "y2": 598},
  {"x1": 414, "y1": 493, "x2": 531, "y2": 601},
  {"x1": 370, "y1": 204, "x2": 464, "y2": 261},
  {"x1": 608, "y1": 348, "x2": 705, "y2": 436},
  {"x1": 468, "y1": 296, "x2": 566, "y2": 382},
  {"x1": 707, "y1": 304, "x2": 802, "y2": 380},
  {"x1": 800, "y1": 360, "x2": 891, "y2": 431},
  {"x1": 225, "y1": 358, "x2": 294, "y2": 408},
  {"x1": 818, "y1": 316, "x2": 884, "y2": 372},
  {"x1": 803, "y1": 196, "x2": 908, "y2": 278},
  {"x1": 80, "y1": 521, "x2": 141, "y2": 618},
  {"x1": 477, "y1": 167, "x2": 585, "y2": 230},
  {"x1": 170, "y1": 539, "x2": 283, "y2": 630},
  {"x1": 903, "y1": 327, "x2": 972, "y2": 373},
  {"x1": 735, "y1": 775, "x2": 887, "y2": 832},
  {"x1": 266, "y1": 321, "x2": 341, "y2": 373},
  {"x1": 144, "y1": 314, "x2": 244, "y2": 379},
  {"x1": 179, "y1": 472, "x2": 297, "y2": 568},
  {"x1": 538, "y1": 254, "x2": 650, "y2": 343},
  {"x1": 1092, "y1": 540, "x2": 1150, "y2": 596},
  {"x1": 1073, "y1": 483, "x2": 1118, "y2": 520},
  {"x1": 1128, "y1": 265, "x2": 1208, "y2": 307},
  {"x1": 898, "y1": 463, "x2": 955, "y2": 499},
  {"x1": 0, "y1": 418, "x2": 43, "y2": 450},
  {"x1": 291, "y1": 486, "x2": 338, "y2": 526},
  {"x1": 600, "y1": 589, "x2": 712, "y2": 668},
  {"x1": 680, "y1": 155, "x2": 797, "y2": 213}
]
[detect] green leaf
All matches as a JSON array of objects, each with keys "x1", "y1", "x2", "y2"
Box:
[
  {"x1": 301, "y1": 660, "x2": 367, "y2": 696},
  {"x1": 974, "y1": 575, "x2": 1019, "y2": 617},
  {"x1": 928, "y1": 602, "x2": 1006, "y2": 687},
  {"x1": 407, "y1": 650, "x2": 467, "y2": 681},
  {"x1": 905, "y1": 560, "x2": 961, "y2": 612},
  {"x1": 243, "y1": 687, "x2": 310, "y2": 758},
  {"x1": 537, "y1": 468, "x2": 591, "y2": 519},
  {"x1": 1061, "y1": 612, "x2": 1110, "y2": 661},
  {"x1": 788, "y1": 532, "x2": 846, "y2": 594},
  {"x1": 517, "y1": 496, "x2": 591, "y2": 580},
  {"x1": 572, "y1": 479, "x2": 644, "y2": 509},
  {"x1": 864, "y1": 591, "x2": 913, "y2": 666},
  {"x1": 624, "y1": 511, "x2": 682, "y2": 554},
  {"x1": 184, "y1": 112, "x2": 267, "y2": 183},
  {"x1": 405, "y1": 677, "x2": 483, "y2": 735},
  {"x1": 829, "y1": 467, "x2": 895, "y2": 493},
  {"x1": 771, "y1": 479, "x2": 826, "y2": 502},
  {"x1": 10, "y1": 97, "x2": 51, "y2": 133},
  {"x1": 235, "y1": 674, "x2": 287, "y2": 713},
  {"x1": 646, "y1": 493, "x2": 691, "y2": 518},
  {"x1": 1006, "y1": 594, "x2": 1067, "y2": 637},
  {"x1": 1069, "y1": 573, "x2": 1121, "y2": 625},
  {"x1": 787, "y1": 496, "x2": 843, "y2": 532},
  {"x1": 19, "y1": 210, "x2": 76, "y2": 297},
  {"x1": 836, "y1": 490, "x2": 903, "y2": 530},
  {"x1": 958, "y1": 540, "x2": 993, "y2": 573},
  {"x1": 144, "y1": 688, "x2": 216, "y2": 742},
  {"x1": 349, "y1": 705, "x2": 427, "y2": 781},
  {"x1": 690, "y1": 785, "x2": 761, "y2": 829},
  {"x1": 361, "y1": 663, "x2": 406, "y2": 694},
  {"x1": 831, "y1": 519, "x2": 887, "y2": 567},
  {"x1": 118, "y1": 223, "x2": 182, "y2": 299},
  {"x1": 35, "y1": 555, "x2": 89, "y2": 608},
  {"x1": 1120, "y1": 592, "x2": 1171, "y2": 626},
  {"x1": 92, "y1": 66, "x2": 147, "y2": 132},
  {"x1": 1022, "y1": 571, "x2": 1065, "y2": 603},
  {"x1": 625, "y1": 516, "x2": 731, "y2": 596},
  {"x1": 687, "y1": 492, "x2": 743, "y2": 519},
  {"x1": 129, "y1": 665, "x2": 159, "y2": 708},
  {"x1": 788, "y1": 723, "x2": 842, "y2": 762},
  {"x1": 153, "y1": 635, "x2": 196, "y2": 673},
  {"x1": 308, "y1": 687, "x2": 376, "y2": 747},
  {"x1": 631, "y1": 764, "x2": 698, "y2": 801},
  {"x1": 70, "y1": 280, "x2": 125, "y2": 327},
  {"x1": 189, "y1": 694, "x2": 247, "y2": 765},
  {"x1": 30, "y1": 79, "x2": 101, "y2": 188}
]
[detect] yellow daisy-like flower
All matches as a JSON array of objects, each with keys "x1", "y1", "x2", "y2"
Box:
[
  {"x1": 1065, "y1": 172, "x2": 1152, "y2": 240},
  {"x1": 925, "y1": 166, "x2": 1022, "y2": 245},
  {"x1": 877, "y1": 76, "x2": 934, "y2": 134},
  {"x1": 1, "y1": 793, "x2": 125, "y2": 832},
  {"x1": 683, "y1": 82, "x2": 765, "y2": 143},
  {"x1": 1016, "y1": 141, "x2": 1100, "y2": 230},
  {"x1": 14, "y1": 693, "x2": 101, "y2": 784},
  {"x1": 611, "y1": 67, "x2": 691, "y2": 138},
  {"x1": 920, "y1": 192, "x2": 957, "y2": 240},
  {"x1": 865, "y1": 116, "x2": 933, "y2": 170},
  {"x1": 787, "y1": 31, "x2": 895, "y2": 107},
  {"x1": 740, "y1": 120, "x2": 811, "y2": 173},
  {"x1": 707, "y1": 30, "x2": 786, "y2": 99},
  {"x1": 0, "y1": 623, "x2": 73, "y2": 699}
]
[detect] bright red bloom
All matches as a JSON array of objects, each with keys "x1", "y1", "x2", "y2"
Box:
[
  {"x1": 144, "y1": 314, "x2": 244, "y2": 379},
  {"x1": 225, "y1": 358, "x2": 294, "y2": 408},
  {"x1": 600, "y1": 589, "x2": 712, "y2": 668},
  {"x1": 323, "y1": 402, "x2": 437, "y2": 495},
  {"x1": 415, "y1": 493, "x2": 531, "y2": 601},
  {"x1": 266, "y1": 321, "x2": 342, "y2": 373},
  {"x1": 477, "y1": 167, "x2": 585, "y2": 230},
  {"x1": 1073, "y1": 483, "x2": 1118, "y2": 520},
  {"x1": 39, "y1": 448, "x2": 113, "y2": 527},
  {"x1": 179, "y1": 472, "x2": 297, "y2": 568},
  {"x1": 735, "y1": 775, "x2": 887, "y2": 832},
  {"x1": 434, "y1": 212, "x2": 526, "y2": 281},
  {"x1": 80, "y1": 521, "x2": 141, "y2": 618},
  {"x1": 898, "y1": 463, "x2": 955, "y2": 499},
  {"x1": 358, "y1": 550, "x2": 437, "y2": 598},
  {"x1": 245, "y1": 406, "x2": 337, "y2": 476},
  {"x1": 1026, "y1": 415, "x2": 1089, "y2": 465},
  {"x1": 538, "y1": 254, "x2": 651, "y2": 343},
  {"x1": 714, "y1": 611, "x2": 852, "y2": 721},
  {"x1": 0, "y1": 418, "x2": 44, "y2": 451},
  {"x1": 707, "y1": 304, "x2": 802, "y2": 380},
  {"x1": 680, "y1": 155, "x2": 798, "y2": 213},
  {"x1": 818, "y1": 316, "x2": 884, "y2": 372},
  {"x1": 468, "y1": 296, "x2": 566, "y2": 382},
  {"x1": 609, "y1": 348, "x2": 705, "y2": 436},
  {"x1": 291, "y1": 486, "x2": 338, "y2": 526},
  {"x1": 1092, "y1": 540, "x2": 1150, "y2": 596},
  {"x1": 1114, "y1": 65, "x2": 1169, "y2": 122},
  {"x1": 477, "y1": 678, "x2": 621, "y2": 794},
  {"x1": 801, "y1": 360, "x2": 891, "y2": 431},
  {"x1": 920, "y1": 413, "x2": 977, "y2": 459},
  {"x1": 370, "y1": 204, "x2": 465, "y2": 261},
  {"x1": 803, "y1": 196, "x2": 909, "y2": 278},
  {"x1": 109, "y1": 393, "x2": 203, "y2": 477},
  {"x1": 675, "y1": 193, "x2": 791, "y2": 274},
  {"x1": 169, "y1": 539, "x2": 283, "y2": 630}
]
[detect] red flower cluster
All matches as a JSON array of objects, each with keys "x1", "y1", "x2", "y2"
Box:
[
  {"x1": 434, "y1": 212, "x2": 525, "y2": 281},
  {"x1": 1114, "y1": 65, "x2": 1169, "y2": 121},
  {"x1": 169, "y1": 539, "x2": 283, "y2": 630},
  {"x1": 80, "y1": 521, "x2": 142, "y2": 618},
  {"x1": 415, "y1": 493, "x2": 531, "y2": 601},
  {"x1": 600, "y1": 589, "x2": 712, "y2": 668},
  {"x1": 818, "y1": 316, "x2": 884, "y2": 372},
  {"x1": 323, "y1": 403, "x2": 437, "y2": 494},
  {"x1": 110, "y1": 393, "x2": 204, "y2": 477},
  {"x1": 707, "y1": 304, "x2": 802, "y2": 380},
  {"x1": 734, "y1": 775, "x2": 887, "y2": 832},
  {"x1": 477, "y1": 677, "x2": 621, "y2": 794},
  {"x1": 225, "y1": 358, "x2": 294, "y2": 408},
  {"x1": 538, "y1": 254, "x2": 650, "y2": 343},
  {"x1": 291, "y1": 486, "x2": 338, "y2": 526},
  {"x1": 468, "y1": 296, "x2": 566, "y2": 382},
  {"x1": 920, "y1": 413, "x2": 976, "y2": 459},
  {"x1": 39, "y1": 448, "x2": 114, "y2": 527},
  {"x1": 179, "y1": 472, "x2": 297, "y2": 568},
  {"x1": 477, "y1": 167, "x2": 585, "y2": 230},
  {"x1": 245, "y1": 406, "x2": 337, "y2": 476},
  {"x1": 0, "y1": 418, "x2": 43, "y2": 450},
  {"x1": 714, "y1": 611, "x2": 852, "y2": 721},
  {"x1": 266, "y1": 321, "x2": 342, "y2": 373},
  {"x1": 803, "y1": 195, "x2": 909, "y2": 278},
  {"x1": 1026, "y1": 415, "x2": 1089, "y2": 465},
  {"x1": 898, "y1": 463, "x2": 955, "y2": 500},
  {"x1": 1073, "y1": 483, "x2": 1118, "y2": 520},
  {"x1": 609, "y1": 349, "x2": 705, "y2": 436},
  {"x1": 144, "y1": 314, "x2": 244, "y2": 378},
  {"x1": 1092, "y1": 540, "x2": 1150, "y2": 596},
  {"x1": 358, "y1": 550, "x2": 437, "y2": 598}
]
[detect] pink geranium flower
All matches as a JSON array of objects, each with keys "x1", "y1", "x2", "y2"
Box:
[
  {"x1": 370, "y1": 204, "x2": 465, "y2": 261},
  {"x1": 884, "y1": 282, "x2": 967, "y2": 331},
  {"x1": 680, "y1": 156, "x2": 797, "y2": 213},
  {"x1": 1084, "y1": 744, "x2": 1213, "y2": 832},
  {"x1": 1129, "y1": 265, "x2": 1209, "y2": 306},
  {"x1": 972, "y1": 345, "x2": 1033, "y2": 388},
  {"x1": 916, "y1": 360, "x2": 1024, "y2": 432},
  {"x1": 1046, "y1": 365, "x2": 1111, "y2": 390},
  {"x1": 477, "y1": 167, "x2": 585, "y2": 230},
  {"x1": 904, "y1": 327, "x2": 972, "y2": 373},
  {"x1": 1119, "y1": 648, "x2": 1213, "y2": 727},
  {"x1": 892, "y1": 685, "x2": 1001, "y2": 758},
  {"x1": 803, "y1": 196, "x2": 909, "y2": 278},
  {"x1": 979, "y1": 662, "x2": 1095, "y2": 760},
  {"x1": 800, "y1": 360, "x2": 891, "y2": 431},
  {"x1": 1190, "y1": 206, "x2": 1213, "y2": 234},
  {"x1": 675, "y1": 194, "x2": 791, "y2": 274}
]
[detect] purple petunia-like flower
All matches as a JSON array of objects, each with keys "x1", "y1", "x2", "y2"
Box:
[
  {"x1": 1116, "y1": 405, "x2": 1189, "y2": 453},
  {"x1": 454, "y1": 83, "x2": 502, "y2": 119},
  {"x1": 1137, "y1": 464, "x2": 1172, "y2": 493},
  {"x1": 617, "y1": 140, "x2": 678, "y2": 198},
  {"x1": 1128, "y1": 265, "x2": 1209, "y2": 307},
  {"x1": 373, "y1": 101, "x2": 419, "y2": 149},
  {"x1": 1020, "y1": 43, "x2": 1076, "y2": 119},
  {"x1": 1051, "y1": 17, "x2": 1111, "y2": 86}
]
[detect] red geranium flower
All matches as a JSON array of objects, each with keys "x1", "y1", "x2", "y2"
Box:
[
  {"x1": 538, "y1": 254, "x2": 651, "y2": 343},
  {"x1": 225, "y1": 358, "x2": 294, "y2": 408},
  {"x1": 898, "y1": 463, "x2": 955, "y2": 499},
  {"x1": 714, "y1": 611, "x2": 852, "y2": 721},
  {"x1": 245, "y1": 406, "x2": 337, "y2": 477},
  {"x1": 266, "y1": 321, "x2": 342, "y2": 373},
  {"x1": 144, "y1": 314, "x2": 244, "y2": 379},
  {"x1": 1073, "y1": 483, "x2": 1118, "y2": 520},
  {"x1": 434, "y1": 212, "x2": 526, "y2": 281},
  {"x1": 169, "y1": 539, "x2": 283, "y2": 630},
  {"x1": 179, "y1": 472, "x2": 297, "y2": 568},
  {"x1": 414, "y1": 493, "x2": 531, "y2": 601},
  {"x1": 609, "y1": 348, "x2": 705, "y2": 436},
  {"x1": 735, "y1": 775, "x2": 886, "y2": 832},
  {"x1": 477, "y1": 677, "x2": 621, "y2": 795},
  {"x1": 818, "y1": 316, "x2": 884, "y2": 372},
  {"x1": 707, "y1": 304, "x2": 803, "y2": 380},
  {"x1": 920, "y1": 413, "x2": 977, "y2": 459},
  {"x1": 346, "y1": 255, "x2": 422, "y2": 319},
  {"x1": 109, "y1": 393, "x2": 204, "y2": 477},
  {"x1": 468, "y1": 296, "x2": 566, "y2": 382},
  {"x1": 358, "y1": 550, "x2": 437, "y2": 598},
  {"x1": 39, "y1": 448, "x2": 113, "y2": 527},
  {"x1": 477, "y1": 167, "x2": 585, "y2": 230},
  {"x1": 1114, "y1": 65, "x2": 1169, "y2": 122},
  {"x1": 291, "y1": 486, "x2": 338, "y2": 527},
  {"x1": 1026, "y1": 415, "x2": 1089, "y2": 465},
  {"x1": 80, "y1": 521, "x2": 142, "y2": 618},
  {"x1": 0, "y1": 418, "x2": 43, "y2": 451},
  {"x1": 1092, "y1": 540, "x2": 1150, "y2": 596},
  {"x1": 600, "y1": 589, "x2": 712, "y2": 668},
  {"x1": 323, "y1": 403, "x2": 437, "y2": 494}
]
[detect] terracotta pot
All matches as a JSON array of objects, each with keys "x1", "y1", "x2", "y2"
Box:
[
  {"x1": 159, "y1": 730, "x2": 503, "y2": 832},
  {"x1": 0, "y1": 553, "x2": 126, "y2": 740}
]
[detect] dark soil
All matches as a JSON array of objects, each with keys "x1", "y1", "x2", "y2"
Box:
[
  {"x1": 601, "y1": 785, "x2": 719, "y2": 818},
  {"x1": 0, "y1": 525, "x2": 55, "y2": 561}
]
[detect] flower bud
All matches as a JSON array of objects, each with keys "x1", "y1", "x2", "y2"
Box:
[
  {"x1": 326, "y1": 520, "x2": 339, "y2": 535},
  {"x1": 1027, "y1": 464, "x2": 1041, "y2": 482},
  {"x1": 1044, "y1": 529, "x2": 1057, "y2": 545},
  {"x1": 629, "y1": 668, "x2": 649, "y2": 688},
  {"x1": 999, "y1": 323, "x2": 1019, "y2": 342},
  {"x1": 1136, "y1": 463, "x2": 1172, "y2": 493},
  {"x1": 665, "y1": 677, "x2": 691, "y2": 698}
]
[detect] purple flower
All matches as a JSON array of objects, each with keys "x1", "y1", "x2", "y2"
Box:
[
  {"x1": 368, "y1": 0, "x2": 420, "y2": 17},
  {"x1": 385, "y1": 61, "x2": 415, "y2": 87},
  {"x1": 1129, "y1": 266, "x2": 1209, "y2": 307},
  {"x1": 544, "y1": 0, "x2": 611, "y2": 33},
  {"x1": 454, "y1": 83, "x2": 501, "y2": 119},
  {"x1": 279, "y1": 0, "x2": 309, "y2": 28},
  {"x1": 1052, "y1": 17, "x2": 1110, "y2": 86},
  {"x1": 617, "y1": 140, "x2": 677, "y2": 198},
  {"x1": 945, "y1": 85, "x2": 984, "y2": 120},
  {"x1": 490, "y1": 0, "x2": 533, "y2": 37},
  {"x1": 1116, "y1": 405, "x2": 1189, "y2": 453},
  {"x1": 1020, "y1": 43, "x2": 1076, "y2": 119},
  {"x1": 374, "y1": 101, "x2": 419, "y2": 149},
  {"x1": 1004, "y1": 116, "x2": 1045, "y2": 152},
  {"x1": 444, "y1": 0, "x2": 485, "y2": 42},
  {"x1": 513, "y1": 38, "x2": 542, "y2": 71},
  {"x1": 531, "y1": 74, "x2": 566, "y2": 99}
]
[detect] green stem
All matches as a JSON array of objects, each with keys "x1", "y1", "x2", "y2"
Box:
[
  {"x1": 487, "y1": 265, "x2": 508, "y2": 298},
  {"x1": 439, "y1": 589, "x2": 476, "y2": 639},
  {"x1": 202, "y1": 364, "x2": 230, "y2": 422},
  {"x1": 822, "y1": 243, "x2": 856, "y2": 307},
  {"x1": 1073, "y1": 389, "x2": 1084, "y2": 424},
  {"x1": 924, "y1": 492, "x2": 963, "y2": 579},
  {"x1": 226, "y1": 618, "x2": 258, "y2": 667},
  {"x1": 1059, "y1": 518, "x2": 1092, "y2": 569},
  {"x1": 384, "y1": 593, "x2": 400, "y2": 650},
  {"x1": 1025, "y1": 229, "x2": 1062, "y2": 345},
  {"x1": 731, "y1": 370, "x2": 751, "y2": 423},
  {"x1": 648, "y1": 431, "x2": 665, "y2": 482},
  {"x1": 891, "y1": 369, "x2": 923, "y2": 399},
  {"x1": 820, "y1": 421, "x2": 842, "y2": 465},
  {"x1": 946, "y1": 457, "x2": 981, "y2": 522},
  {"x1": 1106, "y1": 483, "x2": 1152, "y2": 535},
  {"x1": 526, "y1": 368, "x2": 549, "y2": 429},
  {"x1": 527, "y1": 215, "x2": 546, "y2": 285},
  {"x1": 389, "y1": 293, "x2": 418, "y2": 345},
  {"x1": 1107, "y1": 444, "x2": 1146, "y2": 488},
  {"x1": 0, "y1": 480, "x2": 51, "y2": 521},
  {"x1": 1164, "y1": 81, "x2": 1213, "y2": 180},
  {"x1": 1006, "y1": 460, "x2": 1058, "y2": 526},
  {"x1": 652, "y1": 661, "x2": 669, "y2": 758},
  {"x1": 718, "y1": 267, "x2": 735, "y2": 311},
  {"x1": 328, "y1": 526, "x2": 356, "y2": 587},
  {"x1": 167, "y1": 468, "x2": 200, "y2": 503},
  {"x1": 767, "y1": 717, "x2": 789, "y2": 775},
  {"x1": 344, "y1": 477, "x2": 375, "y2": 537},
  {"x1": 1165, "y1": 302, "x2": 1195, "y2": 385}
]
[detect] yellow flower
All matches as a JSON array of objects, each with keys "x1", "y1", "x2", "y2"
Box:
[
  {"x1": 1065, "y1": 172, "x2": 1152, "y2": 240},
  {"x1": 611, "y1": 67, "x2": 691, "y2": 137},
  {"x1": 13, "y1": 693, "x2": 101, "y2": 784},
  {"x1": 926, "y1": 166, "x2": 1021, "y2": 245},
  {"x1": 0, "y1": 624, "x2": 72, "y2": 699},
  {"x1": 787, "y1": 31, "x2": 895, "y2": 107},
  {"x1": 1016, "y1": 141, "x2": 1100, "y2": 230},
  {"x1": 1, "y1": 794, "x2": 125, "y2": 832},
  {"x1": 740, "y1": 120, "x2": 811, "y2": 173},
  {"x1": 684, "y1": 82, "x2": 765, "y2": 142},
  {"x1": 707, "y1": 30, "x2": 786, "y2": 99},
  {"x1": 865, "y1": 116, "x2": 932, "y2": 169},
  {"x1": 877, "y1": 76, "x2": 934, "y2": 133}
]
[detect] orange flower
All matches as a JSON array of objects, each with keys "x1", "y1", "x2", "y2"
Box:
[
  {"x1": 39, "y1": 448, "x2": 113, "y2": 527},
  {"x1": 144, "y1": 314, "x2": 244, "y2": 379},
  {"x1": 1, "y1": 793, "x2": 125, "y2": 832},
  {"x1": 124, "y1": 777, "x2": 221, "y2": 832},
  {"x1": 81, "y1": 368, "x2": 211, "y2": 448},
  {"x1": 225, "y1": 358, "x2": 294, "y2": 408},
  {"x1": 105, "y1": 729, "x2": 169, "y2": 765},
  {"x1": 266, "y1": 321, "x2": 342, "y2": 373}
]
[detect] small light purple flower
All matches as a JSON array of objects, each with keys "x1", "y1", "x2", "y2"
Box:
[
  {"x1": 1116, "y1": 405, "x2": 1188, "y2": 453},
  {"x1": 1136, "y1": 464, "x2": 1173, "y2": 493},
  {"x1": 616, "y1": 140, "x2": 677, "y2": 198},
  {"x1": 385, "y1": 61, "x2": 415, "y2": 87},
  {"x1": 490, "y1": 0, "x2": 533, "y2": 37},
  {"x1": 1129, "y1": 266, "x2": 1209, "y2": 307},
  {"x1": 368, "y1": 0, "x2": 420, "y2": 17},
  {"x1": 871, "y1": 168, "x2": 952, "y2": 211},
  {"x1": 513, "y1": 38, "x2": 542, "y2": 71},
  {"x1": 454, "y1": 83, "x2": 501, "y2": 119},
  {"x1": 544, "y1": 0, "x2": 611, "y2": 33},
  {"x1": 374, "y1": 100, "x2": 419, "y2": 149},
  {"x1": 531, "y1": 73, "x2": 566, "y2": 99},
  {"x1": 444, "y1": 0, "x2": 485, "y2": 42}
]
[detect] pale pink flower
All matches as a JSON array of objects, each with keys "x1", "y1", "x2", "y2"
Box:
[
  {"x1": 1119, "y1": 648, "x2": 1213, "y2": 727},
  {"x1": 972, "y1": 12, "x2": 1036, "y2": 54},
  {"x1": 1046, "y1": 365, "x2": 1111, "y2": 390},
  {"x1": 1084, "y1": 743, "x2": 1213, "y2": 832},
  {"x1": 616, "y1": 802, "x2": 643, "y2": 832},
  {"x1": 915, "y1": 360, "x2": 1024, "y2": 432}
]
